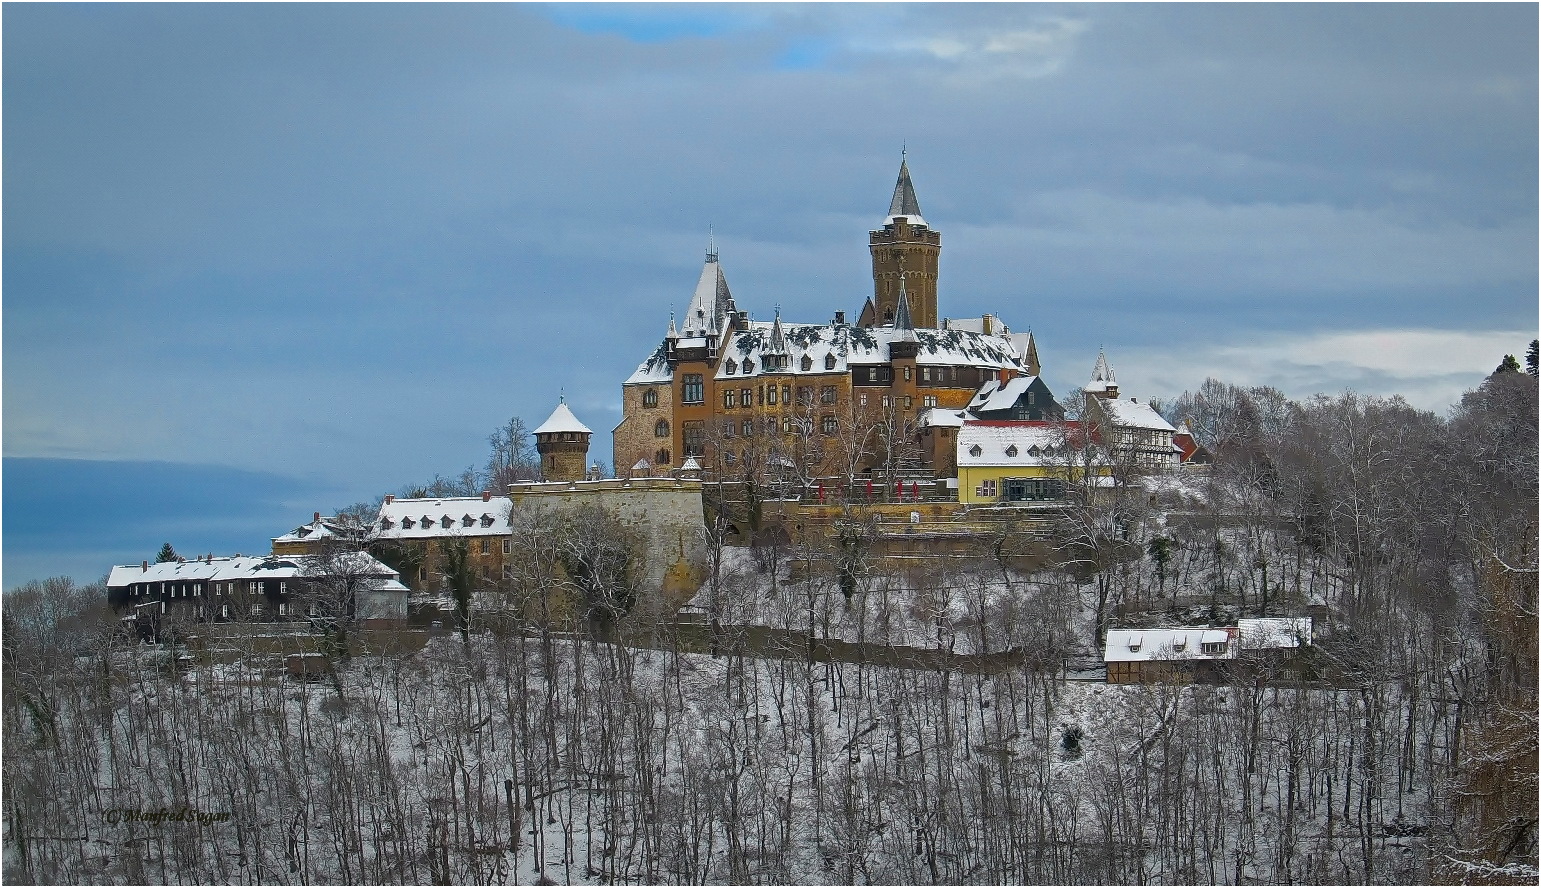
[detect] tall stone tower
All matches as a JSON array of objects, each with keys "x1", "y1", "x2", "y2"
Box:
[
  {"x1": 534, "y1": 400, "x2": 592, "y2": 483},
  {"x1": 868, "y1": 156, "x2": 940, "y2": 329}
]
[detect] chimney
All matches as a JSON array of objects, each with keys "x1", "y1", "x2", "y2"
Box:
[
  {"x1": 313, "y1": 511, "x2": 321, "y2": 522},
  {"x1": 141, "y1": 560, "x2": 148, "y2": 572},
  {"x1": 482, "y1": 491, "x2": 491, "y2": 502},
  {"x1": 982, "y1": 313, "x2": 994, "y2": 335},
  {"x1": 385, "y1": 494, "x2": 394, "y2": 504},
  {"x1": 834, "y1": 311, "x2": 846, "y2": 325}
]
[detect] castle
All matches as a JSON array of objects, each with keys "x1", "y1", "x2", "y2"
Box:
[{"x1": 611, "y1": 158, "x2": 1049, "y2": 486}]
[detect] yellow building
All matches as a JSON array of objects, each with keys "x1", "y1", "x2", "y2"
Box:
[{"x1": 955, "y1": 420, "x2": 1109, "y2": 505}]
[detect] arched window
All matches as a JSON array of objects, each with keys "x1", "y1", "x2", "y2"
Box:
[
  {"x1": 654, "y1": 419, "x2": 670, "y2": 438},
  {"x1": 642, "y1": 388, "x2": 658, "y2": 408},
  {"x1": 655, "y1": 448, "x2": 671, "y2": 465},
  {"x1": 801, "y1": 355, "x2": 813, "y2": 372},
  {"x1": 725, "y1": 359, "x2": 737, "y2": 375},
  {"x1": 825, "y1": 354, "x2": 837, "y2": 370}
]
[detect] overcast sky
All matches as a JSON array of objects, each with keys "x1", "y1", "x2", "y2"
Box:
[{"x1": 5, "y1": 3, "x2": 1536, "y2": 586}]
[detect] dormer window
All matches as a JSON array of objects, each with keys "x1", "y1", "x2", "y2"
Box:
[
  {"x1": 440, "y1": 516, "x2": 452, "y2": 529},
  {"x1": 969, "y1": 444, "x2": 983, "y2": 457},
  {"x1": 725, "y1": 359, "x2": 737, "y2": 374},
  {"x1": 402, "y1": 517, "x2": 414, "y2": 529},
  {"x1": 380, "y1": 518, "x2": 394, "y2": 530},
  {"x1": 825, "y1": 354, "x2": 837, "y2": 370},
  {"x1": 462, "y1": 515, "x2": 474, "y2": 527},
  {"x1": 743, "y1": 360, "x2": 754, "y2": 374},
  {"x1": 1171, "y1": 635, "x2": 1187, "y2": 652},
  {"x1": 1028, "y1": 445, "x2": 1041, "y2": 456},
  {"x1": 801, "y1": 355, "x2": 813, "y2": 372},
  {"x1": 480, "y1": 514, "x2": 494, "y2": 527},
  {"x1": 1005, "y1": 445, "x2": 1019, "y2": 457},
  {"x1": 1127, "y1": 634, "x2": 1142, "y2": 652}
]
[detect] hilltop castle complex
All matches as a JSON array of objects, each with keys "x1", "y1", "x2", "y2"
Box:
[{"x1": 612, "y1": 159, "x2": 1060, "y2": 487}]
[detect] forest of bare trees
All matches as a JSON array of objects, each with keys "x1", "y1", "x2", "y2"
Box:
[{"x1": 3, "y1": 367, "x2": 1535, "y2": 885}]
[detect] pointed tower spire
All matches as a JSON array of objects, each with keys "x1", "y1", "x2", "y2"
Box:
[
  {"x1": 767, "y1": 307, "x2": 787, "y2": 354},
  {"x1": 1087, "y1": 348, "x2": 1119, "y2": 399},
  {"x1": 1022, "y1": 329, "x2": 1041, "y2": 377},
  {"x1": 666, "y1": 311, "x2": 678, "y2": 340},
  {"x1": 681, "y1": 238, "x2": 735, "y2": 338},
  {"x1": 892, "y1": 274, "x2": 917, "y2": 342},
  {"x1": 886, "y1": 156, "x2": 924, "y2": 223}
]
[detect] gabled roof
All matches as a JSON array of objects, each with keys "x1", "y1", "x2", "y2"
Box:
[
  {"x1": 966, "y1": 376, "x2": 1041, "y2": 414},
  {"x1": 1104, "y1": 627, "x2": 1236, "y2": 663},
  {"x1": 534, "y1": 402, "x2": 592, "y2": 435},
  {"x1": 108, "y1": 552, "x2": 400, "y2": 589},
  {"x1": 1097, "y1": 398, "x2": 1176, "y2": 432}
]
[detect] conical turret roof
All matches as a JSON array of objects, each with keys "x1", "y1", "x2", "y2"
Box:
[
  {"x1": 892, "y1": 275, "x2": 917, "y2": 342},
  {"x1": 884, "y1": 157, "x2": 925, "y2": 225},
  {"x1": 534, "y1": 401, "x2": 592, "y2": 435}
]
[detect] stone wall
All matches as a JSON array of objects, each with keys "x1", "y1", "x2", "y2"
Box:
[
  {"x1": 613, "y1": 381, "x2": 676, "y2": 477},
  {"x1": 507, "y1": 478, "x2": 708, "y2": 620}
]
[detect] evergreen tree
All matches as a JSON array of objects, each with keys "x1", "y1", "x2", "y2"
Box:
[
  {"x1": 1526, "y1": 339, "x2": 1538, "y2": 377},
  {"x1": 1494, "y1": 354, "x2": 1521, "y2": 375},
  {"x1": 154, "y1": 542, "x2": 179, "y2": 563}
]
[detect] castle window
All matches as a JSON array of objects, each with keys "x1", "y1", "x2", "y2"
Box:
[
  {"x1": 921, "y1": 367, "x2": 933, "y2": 383},
  {"x1": 724, "y1": 389, "x2": 737, "y2": 408},
  {"x1": 924, "y1": 395, "x2": 937, "y2": 407},
  {"x1": 682, "y1": 422, "x2": 705, "y2": 456},
  {"x1": 801, "y1": 355, "x2": 812, "y2": 372},
  {"x1": 743, "y1": 360, "x2": 754, "y2": 374},
  {"x1": 783, "y1": 415, "x2": 793, "y2": 432},
  {"x1": 742, "y1": 419, "x2": 754, "y2": 437},
  {"x1": 741, "y1": 388, "x2": 751, "y2": 407},
  {"x1": 798, "y1": 386, "x2": 812, "y2": 405},
  {"x1": 904, "y1": 396, "x2": 913, "y2": 409},
  {"x1": 725, "y1": 451, "x2": 736, "y2": 465},
  {"x1": 821, "y1": 415, "x2": 838, "y2": 435},
  {"x1": 859, "y1": 394, "x2": 868, "y2": 407},
  {"x1": 825, "y1": 354, "x2": 837, "y2": 370},
  {"x1": 904, "y1": 366, "x2": 912, "y2": 381},
  {"x1": 767, "y1": 386, "x2": 777, "y2": 406},
  {"x1": 682, "y1": 374, "x2": 704, "y2": 404},
  {"x1": 882, "y1": 395, "x2": 891, "y2": 408},
  {"x1": 502, "y1": 538, "x2": 511, "y2": 554},
  {"x1": 1027, "y1": 391, "x2": 1036, "y2": 406},
  {"x1": 655, "y1": 419, "x2": 670, "y2": 437},
  {"x1": 821, "y1": 386, "x2": 837, "y2": 405},
  {"x1": 725, "y1": 359, "x2": 737, "y2": 375},
  {"x1": 782, "y1": 385, "x2": 790, "y2": 403},
  {"x1": 642, "y1": 388, "x2": 658, "y2": 408},
  {"x1": 655, "y1": 448, "x2": 670, "y2": 465}
]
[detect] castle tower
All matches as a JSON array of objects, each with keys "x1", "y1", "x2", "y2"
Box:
[
  {"x1": 868, "y1": 155, "x2": 940, "y2": 329},
  {"x1": 534, "y1": 400, "x2": 593, "y2": 482},
  {"x1": 1086, "y1": 349, "x2": 1119, "y2": 400}
]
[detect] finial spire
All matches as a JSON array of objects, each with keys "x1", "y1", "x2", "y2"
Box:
[{"x1": 707, "y1": 225, "x2": 717, "y2": 263}]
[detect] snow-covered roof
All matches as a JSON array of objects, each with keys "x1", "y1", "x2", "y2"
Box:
[
  {"x1": 1103, "y1": 627, "x2": 1237, "y2": 663},
  {"x1": 374, "y1": 496, "x2": 513, "y2": 540},
  {"x1": 1086, "y1": 348, "x2": 1117, "y2": 393},
  {"x1": 1098, "y1": 398, "x2": 1176, "y2": 432},
  {"x1": 880, "y1": 158, "x2": 926, "y2": 227},
  {"x1": 534, "y1": 402, "x2": 592, "y2": 435},
  {"x1": 272, "y1": 516, "x2": 366, "y2": 546},
  {"x1": 957, "y1": 422, "x2": 1075, "y2": 468},
  {"x1": 966, "y1": 376, "x2": 1040, "y2": 414},
  {"x1": 918, "y1": 407, "x2": 967, "y2": 428},
  {"x1": 680, "y1": 255, "x2": 736, "y2": 338},
  {"x1": 108, "y1": 552, "x2": 400, "y2": 589},
  {"x1": 1238, "y1": 617, "x2": 1313, "y2": 650}
]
